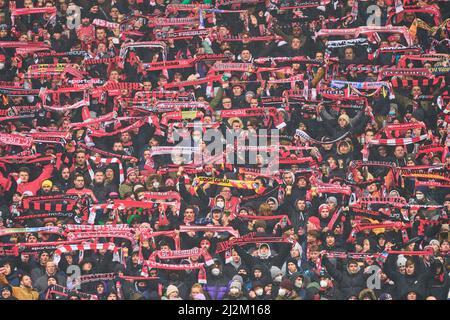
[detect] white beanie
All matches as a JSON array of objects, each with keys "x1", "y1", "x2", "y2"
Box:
[
  {"x1": 166, "y1": 285, "x2": 179, "y2": 297},
  {"x1": 397, "y1": 255, "x2": 407, "y2": 267}
]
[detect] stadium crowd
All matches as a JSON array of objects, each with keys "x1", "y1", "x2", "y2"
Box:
[{"x1": 0, "y1": 0, "x2": 449, "y2": 300}]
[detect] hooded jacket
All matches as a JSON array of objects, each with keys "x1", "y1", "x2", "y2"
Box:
[{"x1": 321, "y1": 256, "x2": 368, "y2": 298}]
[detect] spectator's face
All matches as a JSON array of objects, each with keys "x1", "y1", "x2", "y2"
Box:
[
  {"x1": 2, "y1": 264, "x2": 11, "y2": 275},
  {"x1": 310, "y1": 250, "x2": 319, "y2": 261},
  {"x1": 191, "y1": 286, "x2": 202, "y2": 297},
  {"x1": 113, "y1": 142, "x2": 123, "y2": 152},
  {"x1": 184, "y1": 208, "x2": 195, "y2": 221},
  {"x1": 40, "y1": 252, "x2": 50, "y2": 265},
  {"x1": 407, "y1": 292, "x2": 417, "y2": 300},
  {"x1": 320, "y1": 208, "x2": 330, "y2": 218},
  {"x1": 344, "y1": 48, "x2": 354, "y2": 60},
  {"x1": 121, "y1": 132, "x2": 131, "y2": 143},
  {"x1": 326, "y1": 236, "x2": 335, "y2": 246},
  {"x1": 241, "y1": 50, "x2": 251, "y2": 61},
  {"x1": 254, "y1": 269, "x2": 262, "y2": 278},
  {"x1": 287, "y1": 262, "x2": 297, "y2": 273},
  {"x1": 110, "y1": 7, "x2": 119, "y2": 18},
  {"x1": 220, "y1": 187, "x2": 232, "y2": 200},
  {"x1": 105, "y1": 168, "x2": 114, "y2": 180},
  {"x1": 24, "y1": 0, "x2": 34, "y2": 8},
  {"x1": 128, "y1": 173, "x2": 139, "y2": 183},
  {"x1": 296, "y1": 200, "x2": 306, "y2": 210},
  {"x1": 82, "y1": 263, "x2": 92, "y2": 273},
  {"x1": 17, "y1": 169, "x2": 30, "y2": 183},
  {"x1": 109, "y1": 70, "x2": 119, "y2": 81},
  {"x1": 267, "y1": 200, "x2": 276, "y2": 211},
  {"x1": 74, "y1": 176, "x2": 85, "y2": 189},
  {"x1": 1, "y1": 288, "x2": 11, "y2": 299},
  {"x1": 348, "y1": 263, "x2": 359, "y2": 274},
  {"x1": 75, "y1": 152, "x2": 86, "y2": 165},
  {"x1": 47, "y1": 277, "x2": 57, "y2": 286},
  {"x1": 21, "y1": 275, "x2": 32, "y2": 288},
  {"x1": 222, "y1": 98, "x2": 232, "y2": 109},
  {"x1": 232, "y1": 86, "x2": 242, "y2": 96},
  {"x1": 291, "y1": 38, "x2": 301, "y2": 50},
  {"x1": 97, "y1": 284, "x2": 104, "y2": 294},
  {"x1": 315, "y1": 52, "x2": 324, "y2": 61},
  {"x1": 411, "y1": 86, "x2": 422, "y2": 96},
  {"x1": 283, "y1": 173, "x2": 294, "y2": 185},
  {"x1": 394, "y1": 146, "x2": 405, "y2": 158},
  {"x1": 107, "y1": 293, "x2": 117, "y2": 300},
  {"x1": 404, "y1": 12, "x2": 416, "y2": 22},
  {"x1": 65, "y1": 255, "x2": 73, "y2": 264},
  {"x1": 96, "y1": 28, "x2": 106, "y2": 41},
  {"x1": 297, "y1": 179, "x2": 307, "y2": 188},
  {"x1": 94, "y1": 171, "x2": 105, "y2": 184}
]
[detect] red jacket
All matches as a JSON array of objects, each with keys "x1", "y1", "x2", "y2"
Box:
[{"x1": 16, "y1": 164, "x2": 53, "y2": 196}]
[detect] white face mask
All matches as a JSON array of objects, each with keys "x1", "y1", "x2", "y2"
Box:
[
  {"x1": 192, "y1": 135, "x2": 201, "y2": 142},
  {"x1": 274, "y1": 275, "x2": 283, "y2": 283},
  {"x1": 295, "y1": 280, "x2": 303, "y2": 288},
  {"x1": 230, "y1": 288, "x2": 239, "y2": 295},
  {"x1": 152, "y1": 181, "x2": 160, "y2": 189},
  {"x1": 255, "y1": 288, "x2": 264, "y2": 296},
  {"x1": 216, "y1": 201, "x2": 225, "y2": 208},
  {"x1": 278, "y1": 288, "x2": 287, "y2": 296},
  {"x1": 211, "y1": 268, "x2": 220, "y2": 276},
  {"x1": 416, "y1": 193, "x2": 424, "y2": 200},
  {"x1": 0, "y1": 63, "x2": 5, "y2": 70},
  {"x1": 320, "y1": 280, "x2": 328, "y2": 288}
]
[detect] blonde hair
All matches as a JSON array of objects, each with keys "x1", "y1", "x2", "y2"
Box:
[{"x1": 258, "y1": 203, "x2": 272, "y2": 216}]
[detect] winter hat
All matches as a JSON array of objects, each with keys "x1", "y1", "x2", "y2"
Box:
[
  {"x1": 127, "y1": 167, "x2": 137, "y2": 178},
  {"x1": 338, "y1": 114, "x2": 350, "y2": 124},
  {"x1": 280, "y1": 279, "x2": 294, "y2": 291},
  {"x1": 415, "y1": 186, "x2": 428, "y2": 195},
  {"x1": 232, "y1": 275, "x2": 243, "y2": 284},
  {"x1": 379, "y1": 293, "x2": 393, "y2": 300},
  {"x1": 133, "y1": 184, "x2": 146, "y2": 193},
  {"x1": 266, "y1": 197, "x2": 279, "y2": 210},
  {"x1": 229, "y1": 280, "x2": 242, "y2": 291},
  {"x1": 306, "y1": 282, "x2": 320, "y2": 291},
  {"x1": 41, "y1": 180, "x2": 53, "y2": 188},
  {"x1": 254, "y1": 220, "x2": 267, "y2": 230},
  {"x1": 405, "y1": 154, "x2": 415, "y2": 163},
  {"x1": 428, "y1": 239, "x2": 440, "y2": 246},
  {"x1": 166, "y1": 285, "x2": 179, "y2": 297},
  {"x1": 308, "y1": 216, "x2": 321, "y2": 231},
  {"x1": 397, "y1": 255, "x2": 407, "y2": 267},
  {"x1": 318, "y1": 204, "x2": 330, "y2": 213},
  {"x1": 270, "y1": 266, "x2": 284, "y2": 280},
  {"x1": 326, "y1": 196, "x2": 338, "y2": 206},
  {"x1": 252, "y1": 280, "x2": 264, "y2": 289}
]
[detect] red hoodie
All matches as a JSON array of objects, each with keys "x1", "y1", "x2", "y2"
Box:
[{"x1": 16, "y1": 163, "x2": 53, "y2": 196}]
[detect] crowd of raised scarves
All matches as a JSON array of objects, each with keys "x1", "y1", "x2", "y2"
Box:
[{"x1": 0, "y1": 0, "x2": 449, "y2": 301}]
